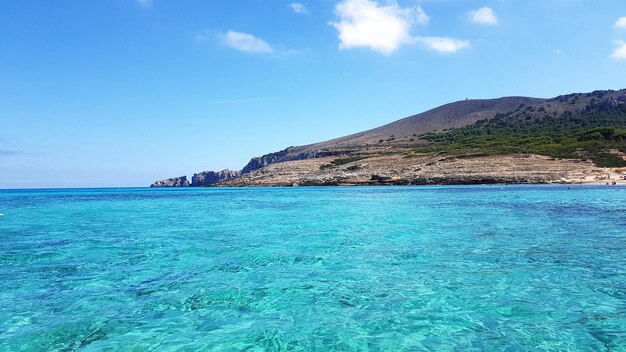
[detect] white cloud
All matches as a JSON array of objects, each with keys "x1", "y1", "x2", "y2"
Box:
[
  {"x1": 222, "y1": 31, "x2": 274, "y2": 54},
  {"x1": 329, "y1": 0, "x2": 431, "y2": 55},
  {"x1": 289, "y1": 3, "x2": 309, "y2": 14},
  {"x1": 611, "y1": 40, "x2": 626, "y2": 60},
  {"x1": 470, "y1": 7, "x2": 498, "y2": 26},
  {"x1": 415, "y1": 6, "x2": 429, "y2": 26},
  {"x1": 413, "y1": 36, "x2": 470, "y2": 54},
  {"x1": 615, "y1": 17, "x2": 626, "y2": 29}
]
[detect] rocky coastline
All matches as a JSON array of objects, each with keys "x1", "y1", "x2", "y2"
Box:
[
  {"x1": 150, "y1": 176, "x2": 190, "y2": 188},
  {"x1": 151, "y1": 152, "x2": 626, "y2": 188},
  {"x1": 151, "y1": 169, "x2": 241, "y2": 188},
  {"x1": 150, "y1": 89, "x2": 626, "y2": 188},
  {"x1": 191, "y1": 169, "x2": 241, "y2": 187}
]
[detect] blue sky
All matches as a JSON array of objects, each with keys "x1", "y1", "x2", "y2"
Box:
[{"x1": 1, "y1": 0, "x2": 626, "y2": 188}]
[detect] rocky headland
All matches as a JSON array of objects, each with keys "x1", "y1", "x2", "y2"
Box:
[
  {"x1": 151, "y1": 89, "x2": 626, "y2": 187},
  {"x1": 150, "y1": 176, "x2": 190, "y2": 188},
  {"x1": 191, "y1": 170, "x2": 241, "y2": 186}
]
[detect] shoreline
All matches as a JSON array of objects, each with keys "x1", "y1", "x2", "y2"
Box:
[
  {"x1": 154, "y1": 153, "x2": 626, "y2": 189},
  {"x1": 2, "y1": 181, "x2": 626, "y2": 192}
]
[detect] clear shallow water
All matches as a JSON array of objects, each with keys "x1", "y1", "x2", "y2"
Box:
[{"x1": 0, "y1": 186, "x2": 625, "y2": 351}]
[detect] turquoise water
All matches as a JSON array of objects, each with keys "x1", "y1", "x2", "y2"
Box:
[{"x1": 0, "y1": 186, "x2": 625, "y2": 351}]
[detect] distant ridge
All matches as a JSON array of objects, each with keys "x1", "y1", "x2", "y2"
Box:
[{"x1": 298, "y1": 96, "x2": 544, "y2": 149}]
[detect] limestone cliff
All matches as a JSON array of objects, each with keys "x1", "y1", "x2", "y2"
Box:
[
  {"x1": 191, "y1": 169, "x2": 241, "y2": 186},
  {"x1": 150, "y1": 176, "x2": 190, "y2": 187},
  {"x1": 241, "y1": 148, "x2": 340, "y2": 174}
]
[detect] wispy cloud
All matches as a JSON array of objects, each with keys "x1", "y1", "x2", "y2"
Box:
[
  {"x1": 208, "y1": 30, "x2": 307, "y2": 58},
  {"x1": 413, "y1": 36, "x2": 470, "y2": 54},
  {"x1": 470, "y1": 7, "x2": 498, "y2": 26},
  {"x1": 0, "y1": 149, "x2": 44, "y2": 157},
  {"x1": 329, "y1": 0, "x2": 466, "y2": 55},
  {"x1": 0, "y1": 149, "x2": 22, "y2": 156},
  {"x1": 221, "y1": 31, "x2": 274, "y2": 54},
  {"x1": 289, "y1": 3, "x2": 309, "y2": 14},
  {"x1": 0, "y1": 142, "x2": 44, "y2": 157},
  {"x1": 611, "y1": 40, "x2": 626, "y2": 60},
  {"x1": 615, "y1": 17, "x2": 626, "y2": 29}
]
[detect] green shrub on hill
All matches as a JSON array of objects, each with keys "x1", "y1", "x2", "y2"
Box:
[
  {"x1": 415, "y1": 106, "x2": 626, "y2": 167},
  {"x1": 330, "y1": 156, "x2": 369, "y2": 166}
]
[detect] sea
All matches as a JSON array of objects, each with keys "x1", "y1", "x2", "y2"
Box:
[{"x1": 0, "y1": 186, "x2": 624, "y2": 351}]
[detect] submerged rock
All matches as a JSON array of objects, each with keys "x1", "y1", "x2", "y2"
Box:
[
  {"x1": 150, "y1": 176, "x2": 190, "y2": 187},
  {"x1": 191, "y1": 169, "x2": 241, "y2": 186}
]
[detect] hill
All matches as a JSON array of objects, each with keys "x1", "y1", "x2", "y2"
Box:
[{"x1": 152, "y1": 89, "x2": 626, "y2": 187}]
